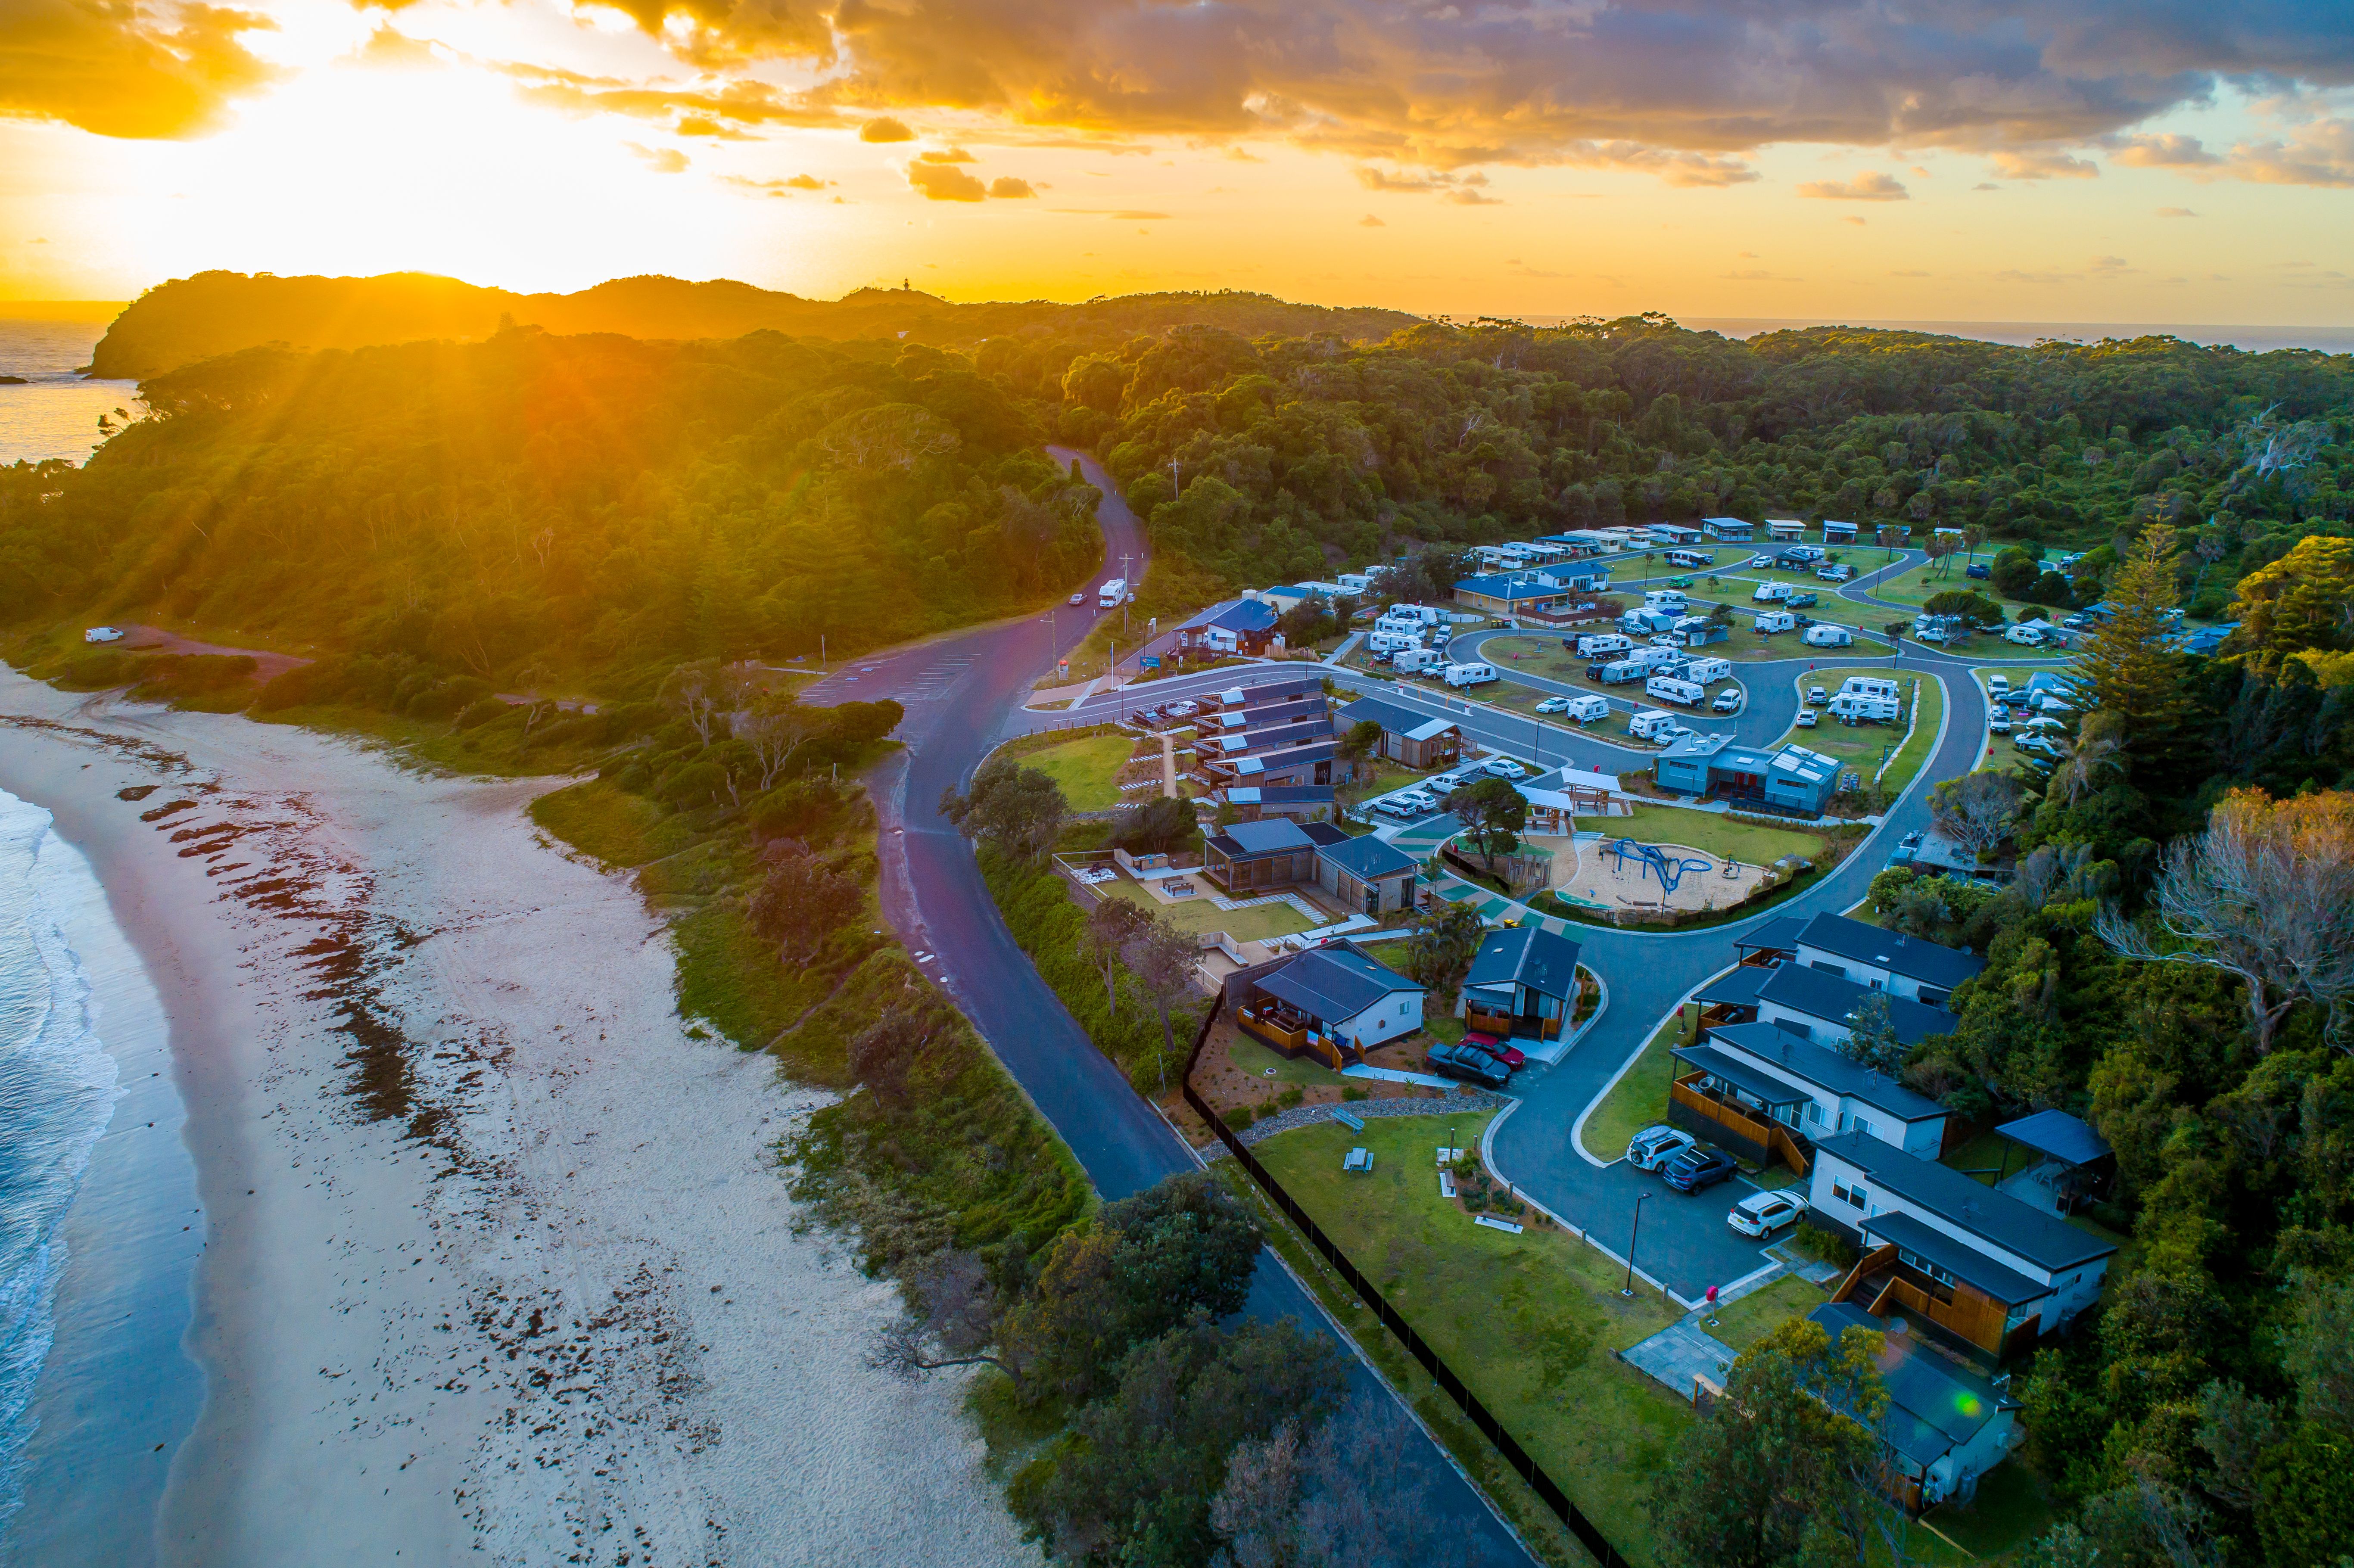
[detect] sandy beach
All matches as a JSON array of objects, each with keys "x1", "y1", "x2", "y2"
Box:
[{"x1": 0, "y1": 673, "x2": 1032, "y2": 1568}]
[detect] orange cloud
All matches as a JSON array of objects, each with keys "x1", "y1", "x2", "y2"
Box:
[
  {"x1": 1797, "y1": 171, "x2": 1909, "y2": 201},
  {"x1": 988, "y1": 175, "x2": 1035, "y2": 196},
  {"x1": 907, "y1": 160, "x2": 986, "y2": 199},
  {"x1": 859, "y1": 115, "x2": 915, "y2": 142},
  {"x1": 0, "y1": 0, "x2": 282, "y2": 139}
]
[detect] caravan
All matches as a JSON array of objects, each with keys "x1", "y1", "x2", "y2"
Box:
[
  {"x1": 1751, "y1": 580, "x2": 1794, "y2": 602},
  {"x1": 1646, "y1": 675, "x2": 1705, "y2": 707},
  {"x1": 1576, "y1": 632, "x2": 1634, "y2": 657},
  {"x1": 1644, "y1": 589, "x2": 1688, "y2": 614},
  {"x1": 1368, "y1": 629, "x2": 1423, "y2": 654},
  {"x1": 1442, "y1": 661, "x2": 1498, "y2": 688},
  {"x1": 1838, "y1": 675, "x2": 1901, "y2": 701},
  {"x1": 1830, "y1": 692, "x2": 1900, "y2": 723},
  {"x1": 1589, "y1": 658, "x2": 1649, "y2": 684},
  {"x1": 1628, "y1": 709, "x2": 1683, "y2": 741},
  {"x1": 1560, "y1": 694, "x2": 1610, "y2": 725},
  {"x1": 1392, "y1": 647, "x2": 1440, "y2": 675},
  {"x1": 1632, "y1": 644, "x2": 1685, "y2": 672},
  {"x1": 1803, "y1": 622, "x2": 1854, "y2": 648},
  {"x1": 1754, "y1": 610, "x2": 1797, "y2": 635},
  {"x1": 1681, "y1": 656, "x2": 1732, "y2": 685}
]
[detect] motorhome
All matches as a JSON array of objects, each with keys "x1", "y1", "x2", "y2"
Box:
[
  {"x1": 1368, "y1": 629, "x2": 1423, "y2": 654},
  {"x1": 1752, "y1": 580, "x2": 1794, "y2": 602},
  {"x1": 1384, "y1": 604, "x2": 1442, "y2": 625},
  {"x1": 1646, "y1": 675, "x2": 1705, "y2": 707},
  {"x1": 1682, "y1": 656, "x2": 1732, "y2": 685},
  {"x1": 1665, "y1": 550, "x2": 1712, "y2": 570},
  {"x1": 1392, "y1": 647, "x2": 1440, "y2": 674},
  {"x1": 1442, "y1": 661, "x2": 1498, "y2": 688},
  {"x1": 1632, "y1": 644, "x2": 1685, "y2": 672},
  {"x1": 1561, "y1": 694, "x2": 1610, "y2": 724},
  {"x1": 1644, "y1": 589, "x2": 1688, "y2": 614},
  {"x1": 1628, "y1": 709, "x2": 1683, "y2": 741},
  {"x1": 1576, "y1": 632, "x2": 1633, "y2": 657},
  {"x1": 1590, "y1": 658, "x2": 1648, "y2": 684},
  {"x1": 1831, "y1": 693, "x2": 1900, "y2": 723},
  {"x1": 1802, "y1": 623, "x2": 1853, "y2": 648},
  {"x1": 1098, "y1": 577, "x2": 1128, "y2": 608},
  {"x1": 1839, "y1": 675, "x2": 1902, "y2": 701},
  {"x1": 1754, "y1": 610, "x2": 1797, "y2": 634},
  {"x1": 2005, "y1": 624, "x2": 2046, "y2": 646}
]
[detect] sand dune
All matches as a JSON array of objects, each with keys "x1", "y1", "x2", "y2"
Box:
[{"x1": 0, "y1": 675, "x2": 1031, "y2": 1568}]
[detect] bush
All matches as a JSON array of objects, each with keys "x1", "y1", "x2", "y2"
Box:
[
  {"x1": 1789, "y1": 1220, "x2": 1859, "y2": 1269},
  {"x1": 454, "y1": 697, "x2": 508, "y2": 730}
]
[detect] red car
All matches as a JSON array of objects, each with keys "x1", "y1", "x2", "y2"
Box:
[{"x1": 1461, "y1": 1032, "x2": 1526, "y2": 1070}]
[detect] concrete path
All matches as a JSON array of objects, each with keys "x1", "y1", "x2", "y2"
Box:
[{"x1": 1619, "y1": 1319, "x2": 1736, "y2": 1402}]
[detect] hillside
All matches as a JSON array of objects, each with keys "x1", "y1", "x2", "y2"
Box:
[{"x1": 84, "y1": 271, "x2": 1423, "y2": 379}]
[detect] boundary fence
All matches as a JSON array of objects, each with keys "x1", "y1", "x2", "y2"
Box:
[{"x1": 1180, "y1": 996, "x2": 1632, "y2": 1568}]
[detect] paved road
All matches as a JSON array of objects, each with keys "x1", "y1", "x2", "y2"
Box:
[{"x1": 800, "y1": 451, "x2": 1536, "y2": 1562}]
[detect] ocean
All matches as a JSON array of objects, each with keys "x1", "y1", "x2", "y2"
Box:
[{"x1": 0, "y1": 319, "x2": 135, "y2": 468}]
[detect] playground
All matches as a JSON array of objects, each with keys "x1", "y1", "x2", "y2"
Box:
[{"x1": 1531, "y1": 831, "x2": 1772, "y2": 913}]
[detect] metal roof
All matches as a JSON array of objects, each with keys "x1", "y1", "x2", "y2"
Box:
[
  {"x1": 1860, "y1": 1210, "x2": 2049, "y2": 1306},
  {"x1": 1808, "y1": 1302, "x2": 2019, "y2": 1470},
  {"x1": 1812, "y1": 1132, "x2": 2118, "y2": 1273},
  {"x1": 1222, "y1": 818, "x2": 1314, "y2": 855},
  {"x1": 1453, "y1": 573, "x2": 1572, "y2": 601},
  {"x1": 1757, "y1": 964, "x2": 1957, "y2": 1048},
  {"x1": 1188, "y1": 598, "x2": 1280, "y2": 634},
  {"x1": 1255, "y1": 942, "x2": 1422, "y2": 1026},
  {"x1": 1317, "y1": 834, "x2": 1418, "y2": 880},
  {"x1": 1996, "y1": 1110, "x2": 2113, "y2": 1169},
  {"x1": 1672, "y1": 1043, "x2": 1810, "y2": 1106},
  {"x1": 1692, "y1": 965, "x2": 1771, "y2": 1009},
  {"x1": 1706, "y1": 1021, "x2": 1949, "y2": 1122},
  {"x1": 1797, "y1": 913, "x2": 1987, "y2": 991},
  {"x1": 1338, "y1": 694, "x2": 1462, "y2": 743},
  {"x1": 1463, "y1": 926, "x2": 1582, "y2": 1000},
  {"x1": 1735, "y1": 917, "x2": 1808, "y2": 955}
]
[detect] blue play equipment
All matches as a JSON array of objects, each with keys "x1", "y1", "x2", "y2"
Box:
[{"x1": 1607, "y1": 838, "x2": 1716, "y2": 896}]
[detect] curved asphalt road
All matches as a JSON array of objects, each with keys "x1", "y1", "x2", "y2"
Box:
[{"x1": 800, "y1": 450, "x2": 1535, "y2": 1563}]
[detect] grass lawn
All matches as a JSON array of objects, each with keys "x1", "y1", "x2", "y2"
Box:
[
  {"x1": 1704, "y1": 1272, "x2": 1829, "y2": 1353},
  {"x1": 1880, "y1": 668, "x2": 1946, "y2": 795},
  {"x1": 1579, "y1": 1006, "x2": 1691, "y2": 1160},
  {"x1": 1094, "y1": 877, "x2": 1319, "y2": 941},
  {"x1": 1253, "y1": 1111, "x2": 1695, "y2": 1564},
  {"x1": 1763, "y1": 666, "x2": 1931, "y2": 790},
  {"x1": 1613, "y1": 805, "x2": 1824, "y2": 865},
  {"x1": 1919, "y1": 1461, "x2": 2056, "y2": 1559},
  {"x1": 1021, "y1": 732, "x2": 1144, "y2": 810},
  {"x1": 1229, "y1": 1029, "x2": 1349, "y2": 1087},
  {"x1": 528, "y1": 779, "x2": 689, "y2": 869}
]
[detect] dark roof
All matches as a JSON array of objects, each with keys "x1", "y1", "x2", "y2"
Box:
[
  {"x1": 1672, "y1": 1044, "x2": 1810, "y2": 1106},
  {"x1": 1808, "y1": 1303, "x2": 2019, "y2": 1469},
  {"x1": 1318, "y1": 835, "x2": 1418, "y2": 880},
  {"x1": 1251, "y1": 785, "x2": 1336, "y2": 805},
  {"x1": 1758, "y1": 964, "x2": 1956, "y2": 1048},
  {"x1": 1193, "y1": 599, "x2": 1280, "y2": 634},
  {"x1": 1464, "y1": 926, "x2": 1582, "y2": 1000},
  {"x1": 1454, "y1": 572, "x2": 1571, "y2": 601},
  {"x1": 1217, "y1": 818, "x2": 1314, "y2": 857},
  {"x1": 1735, "y1": 916, "x2": 1808, "y2": 955},
  {"x1": 1860, "y1": 1210, "x2": 2049, "y2": 1306},
  {"x1": 1256, "y1": 942, "x2": 1420, "y2": 1024},
  {"x1": 1693, "y1": 965, "x2": 1771, "y2": 1009},
  {"x1": 1241, "y1": 719, "x2": 1335, "y2": 752},
  {"x1": 1233, "y1": 741, "x2": 1336, "y2": 778},
  {"x1": 1244, "y1": 698, "x2": 1328, "y2": 731},
  {"x1": 1812, "y1": 1132, "x2": 2118, "y2": 1273},
  {"x1": 1997, "y1": 1110, "x2": 2114, "y2": 1169},
  {"x1": 1339, "y1": 694, "x2": 1458, "y2": 738},
  {"x1": 1300, "y1": 821, "x2": 1351, "y2": 847},
  {"x1": 1242, "y1": 675, "x2": 1321, "y2": 707},
  {"x1": 1797, "y1": 914, "x2": 1986, "y2": 991},
  {"x1": 1705, "y1": 1021, "x2": 1949, "y2": 1123}
]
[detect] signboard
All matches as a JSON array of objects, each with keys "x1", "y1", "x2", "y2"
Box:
[{"x1": 1140, "y1": 656, "x2": 1161, "y2": 669}]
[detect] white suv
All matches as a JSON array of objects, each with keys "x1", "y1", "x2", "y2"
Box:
[
  {"x1": 1626, "y1": 1124, "x2": 1697, "y2": 1171},
  {"x1": 1729, "y1": 1190, "x2": 1803, "y2": 1237}
]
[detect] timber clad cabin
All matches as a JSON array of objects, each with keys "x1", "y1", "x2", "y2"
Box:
[
  {"x1": 1221, "y1": 784, "x2": 1336, "y2": 823},
  {"x1": 1458, "y1": 926, "x2": 1582, "y2": 1044},
  {"x1": 1171, "y1": 598, "x2": 1281, "y2": 658},
  {"x1": 1807, "y1": 1302, "x2": 2021, "y2": 1511},
  {"x1": 1753, "y1": 964, "x2": 1959, "y2": 1051},
  {"x1": 1790, "y1": 912, "x2": 1987, "y2": 1007},
  {"x1": 1196, "y1": 678, "x2": 1358, "y2": 793},
  {"x1": 1701, "y1": 516, "x2": 1755, "y2": 541},
  {"x1": 1236, "y1": 940, "x2": 1426, "y2": 1067},
  {"x1": 1809, "y1": 1130, "x2": 2118, "y2": 1369},
  {"x1": 1199, "y1": 818, "x2": 1418, "y2": 914},
  {"x1": 1671, "y1": 1020, "x2": 1955, "y2": 1175},
  {"x1": 1336, "y1": 695, "x2": 1462, "y2": 770}
]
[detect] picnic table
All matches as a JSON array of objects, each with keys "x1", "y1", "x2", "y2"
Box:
[{"x1": 1343, "y1": 1148, "x2": 1374, "y2": 1173}]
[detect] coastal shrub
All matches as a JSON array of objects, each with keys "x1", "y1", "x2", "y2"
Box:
[
  {"x1": 130, "y1": 652, "x2": 258, "y2": 708},
  {"x1": 405, "y1": 675, "x2": 492, "y2": 719},
  {"x1": 454, "y1": 697, "x2": 507, "y2": 729}
]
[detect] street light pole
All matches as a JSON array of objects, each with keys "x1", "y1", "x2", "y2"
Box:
[{"x1": 1620, "y1": 1192, "x2": 1652, "y2": 1297}]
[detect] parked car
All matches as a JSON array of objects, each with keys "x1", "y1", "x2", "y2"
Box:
[
  {"x1": 1460, "y1": 1033, "x2": 1527, "y2": 1070},
  {"x1": 1668, "y1": 576, "x2": 1695, "y2": 588},
  {"x1": 1749, "y1": 554, "x2": 1775, "y2": 568},
  {"x1": 1795, "y1": 709, "x2": 1820, "y2": 728},
  {"x1": 1625, "y1": 1124, "x2": 1696, "y2": 1171},
  {"x1": 1987, "y1": 675, "x2": 2009, "y2": 697},
  {"x1": 1785, "y1": 591, "x2": 1818, "y2": 608},
  {"x1": 1425, "y1": 772, "x2": 1467, "y2": 793},
  {"x1": 1711, "y1": 688, "x2": 1741, "y2": 713},
  {"x1": 1965, "y1": 563, "x2": 1992, "y2": 579},
  {"x1": 1397, "y1": 789, "x2": 1440, "y2": 812},
  {"x1": 1164, "y1": 700, "x2": 1198, "y2": 718},
  {"x1": 83, "y1": 626, "x2": 125, "y2": 644},
  {"x1": 1485, "y1": 758, "x2": 1529, "y2": 780},
  {"x1": 1987, "y1": 711, "x2": 2013, "y2": 734},
  {"x1": 1132, "y1": 707, "x2": 1166, "y2": 726},
  {"x1": 1068, "y1": 591, "x2": 1086, "y2": 605},
  {"x1": 2015, "y1": 734, "x2": 2060, "y2": 759},
  {"x1": 1807, "y1": 685, "x2": 1828, "y2": 705},
  {"x1": 2061, "y1": 613, "x2": 2093, "y2": 630},
  {"x1": 1815, "y1": 563, "x2": 1856, "y2": 583},
  {"x1": 1728, "y1": 1190, "x2": 1805, "y2": 1237},
  {"x1": 1426, "y1": 1041, "x2": 1510, "y2": 1089},
  {"x1": 1663, "y1": 1146, "x2": 1741, "y2": 1193},
  {"x1": 1534, "y1": 696, "x2": 1570, "y2": 714}
]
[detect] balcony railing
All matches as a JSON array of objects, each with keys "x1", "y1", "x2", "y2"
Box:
[
  {"x1": 1465, "y1": 1003, "x2": 1565, "y2": 1041},
  {"x1": 1831, "y1": 1244, "x2": 2014, "y2": 1360},
  {"x1": 1670, "y1": 1073, "x2": 1812, "y2": 1175}
]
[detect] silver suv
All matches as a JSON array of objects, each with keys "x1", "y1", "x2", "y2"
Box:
[{"x1": 1626, "y1": 1123, "x2": 1697, "y2": 1171}]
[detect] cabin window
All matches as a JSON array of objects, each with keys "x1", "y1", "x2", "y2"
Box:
[
  {"x1": 1806, "y1": 1102, "x2": 1826, "y2": 1125},
  {"x1": 1810, "y1": 961, "x2": 1847, "y2": 977},
  {"x1": 1832, "y1": 1182, "x2": 1866, "y2": 1209}
]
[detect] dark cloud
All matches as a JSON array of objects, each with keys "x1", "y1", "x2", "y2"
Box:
[
  {"x1": 2111, "y1": 132, "x2": 2222, "y2": 166},
  {"x1": 1797, "y1": 171, "x2": 1909, "y2": 200},
  {"x1": 0, "y1": 0, "x2": 283, "y2": 139}
]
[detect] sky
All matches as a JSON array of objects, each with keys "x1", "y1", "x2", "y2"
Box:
[{"x1": 3, "y1": 0, "x2": 2352, "y2": 324}]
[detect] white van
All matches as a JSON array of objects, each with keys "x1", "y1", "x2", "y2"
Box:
[
  {"x1": 2006, "y1": 624, "x2": 2046, "y2": 646},
  {"x1": 1647, "y1": 675, "x2": 1705, "y2": 707},
  {"x1": 1577, "y1": 633, "x2": 1634, "y2": 657},
  {"x1": 1803, "y1": 623, "x2": 1853, "y2": 648},
  {"x1": 1098, "y1": 577, "x2": 1128, "y2": 609},
  {"x1": 1628, "y1": 709, "x2": 1682, "y2": 741},
  {"x1": 1666, "y1": 550, "x2": 1712, "y2": 569},
  {"x1": 1392, "y1": 647, "x2": 1440, "y2": 674},
  {"x1": 1442, "y1": 661, "x2": 1498, "y2": 688},
  {"x1": 1682, "y1": 656, "x2": 1732, "y2": 685},
  {"x1": 1752, "y1": 580, "x2": 1793, "y2": 602},
  {"x1": 1562, "y1": 694, "x2": 1610, "y2": 725},
  {"x1": 1987, "y1": 674, "x2": 2010, "y2": 697},
  {"x1": 1754, "y1": 610, "x2": 1796, "y2": 634}
]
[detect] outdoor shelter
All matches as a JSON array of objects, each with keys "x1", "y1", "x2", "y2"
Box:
[{"x1": 1992, "y1": 1110, "x2": 2115, "y2": 1215}]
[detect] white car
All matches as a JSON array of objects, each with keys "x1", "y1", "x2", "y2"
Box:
[
  {"x1": 1068, "y1": 591, "x2": 1085, "y2": 606},
  {"x1": 1807, "y1": 685, "x2": 1828, "y2": 705},
  {"x1": 1534, "y1": 696, "x2": 1570, "y2": 714},
  {"x1": 1987, "y1": 675, "x2": 2009, "y2": 697},
  {"x1": 83, "y1": 626, "x2": 125, "y2": 644},
  {"x1": 1711, "y1": 689, "x2": 1741, "y2": 713},
  {"x1": 1164, "y1": 700, "x2": 1198, "y2": 718},
  {"x1": 1485, "y1": 758, "x2": 1529, "y2": 780},
  {"x1": 1987, "y1": 712, "x2": 2013, "y2": 734},
  {"x1": 1749, "y1": 554, "x2": 1775, "y2": 569},
  {"x1": 1795, "y1": 709, "x2": 1820, "y2": 728},
  {"x1": 1425, "y1": 771, "x2": 1467, "y2": 793},
  {"x1": 1728, "y1": 1190, "x2": 1804, "y2": 1238},
  {"x1": 1627, "y1": 1124, "x2": 1697, "y2": 1172},
  {"x1": 1398, "y1": 789, "x2": 1439, "y2": 812}
]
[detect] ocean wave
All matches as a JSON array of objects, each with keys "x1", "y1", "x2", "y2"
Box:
[{"x1": 0, "y1": 791, "x2": 118, "y2": 1538}]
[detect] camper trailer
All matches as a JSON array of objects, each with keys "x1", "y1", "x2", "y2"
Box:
[
  {"x1": 1628, "y1": 709, "x2": 1683, "y2": 741},
  {"x1": 1646, "y1": 675, "x2": 1705, "y2": 707},
  {"x1": 1590, "y1": 658, "x2": 1648, "y2": 684},
  {"x1": 1839, "y1": 675, "x2": 1901, "y2": 701},
  {"x1": 1561, "y1": 694, "x2": 1610, "y2": 725},
  {"x1": 1576, "y1": 632, "x2": 1633, "y2": 657},
  {"x1": 1681, "y1": 656, "x2": 1732, "y2": 685},
  {"x1": 1392, "y1": 647, "x2": 1440, "y2": 674},
  {"x1": 1631, "y1": 644, "x2": 1685, "y2": 672},
  {"x1": 1368, "y1": 629, "x2": 1423, "y2": 654},
  {"x1": 1644, "y1": 589, "x2": 1688, "y2": 614},
  {"x1": 1754, "y1": 610, "x2": 1797, "y2": 634},
  {"x1": 1442, "y1": 661, "x2": 1498, "y2": 689},
  {"x1": 1803, "y1": 623, "x2": 1854, "y2": 648},
  {"x1": 1752, "y1": 580, "x2": 1794, "y2": 602},
  {"x1": 1830, "y1": 693, "x2": 1901, "y2": 723}
]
